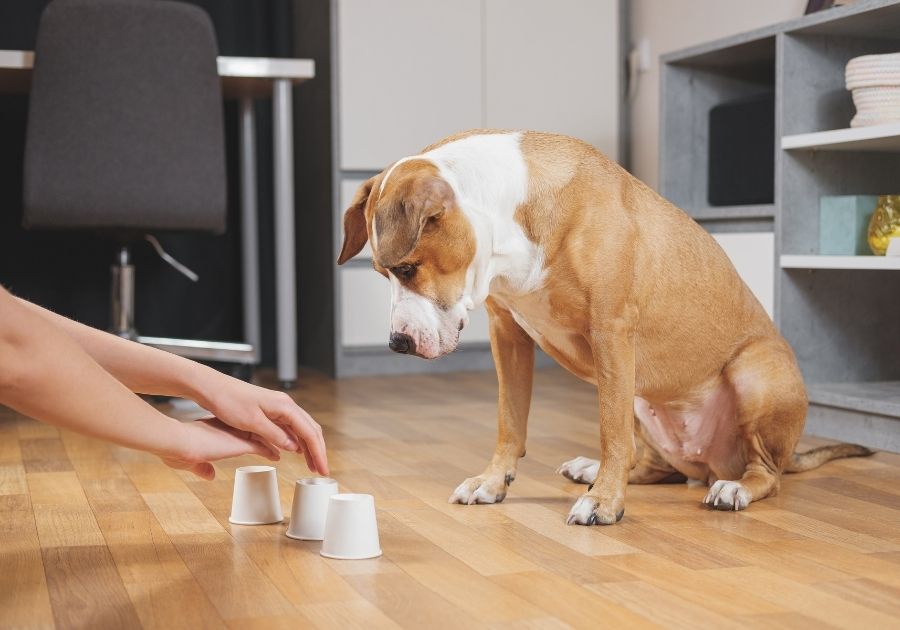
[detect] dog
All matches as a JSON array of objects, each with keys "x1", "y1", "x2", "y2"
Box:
[{"x1": 337, "y1": 129, "x2": 873, "y2": 525}]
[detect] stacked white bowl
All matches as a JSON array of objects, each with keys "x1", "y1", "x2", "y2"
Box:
[{"x1": 846, "y1": 52, "x2": 900, "y2": 127}]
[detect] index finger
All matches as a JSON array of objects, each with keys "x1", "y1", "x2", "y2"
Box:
[{"x1": 271, "y1": 401, "x2": 329, "y2": 475}]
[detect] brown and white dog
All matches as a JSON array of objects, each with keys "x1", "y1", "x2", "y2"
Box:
[{"x1": 337, "y1": 130, "x2": 872, "y2": 525}]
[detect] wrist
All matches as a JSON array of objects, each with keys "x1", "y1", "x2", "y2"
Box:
[
  {"x1": 182, "y1": 362, "x2": 226, "y2": 411},
  {"x1": 150, "y1": 412, "x2": 193, "y2": 460}
]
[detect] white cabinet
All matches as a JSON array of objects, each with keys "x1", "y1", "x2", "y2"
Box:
[
  {"x1": 337, "y1": 0, "x2": 483, "y2": 170},
  {"x1": 484, "y1": 0, "x2": 620, "y2": 160},
  {"x1": 713, "y1": 233, "x2": 774, "y2": 318},
  {"x1": 332, "y1": 0, "x2": 620, "y2": 371},
  {"x1": 338, "y1": 0, "x2": 620, "y2": 170},
  {"x1": 340, "y1": 267, "x2": 391, "y2": 347}
]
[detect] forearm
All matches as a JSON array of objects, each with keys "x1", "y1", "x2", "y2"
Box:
[
  {"x1": 0, "y1": 294, "x2": 188, "y2": 458},
  {"x1": 14, "y1": 296, "x2": 220, "y2": 405}
]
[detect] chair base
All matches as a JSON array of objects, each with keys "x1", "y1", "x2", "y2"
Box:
[
  {"x1": 137, "y1": 336, "x2": 257, "y2": 365},
  {"x1": 110, "y1": 246, "x2": 258, "y2": 366}
]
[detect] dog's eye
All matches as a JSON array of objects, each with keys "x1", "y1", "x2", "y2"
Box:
[{"x1": 391, "y1": 264, "x2": 417, "y2": 280}]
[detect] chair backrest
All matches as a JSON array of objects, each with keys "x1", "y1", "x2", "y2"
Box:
[{"x1": 23, "y1": 0, "x2": 226, "y2": 234}]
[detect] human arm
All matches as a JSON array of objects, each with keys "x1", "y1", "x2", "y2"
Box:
[
  {"x1": 0, "y1": 286, "x2": 278, "y2": 479},
  {"x1": 14, "y1": 295, "x2": 328, "y2": 475}
]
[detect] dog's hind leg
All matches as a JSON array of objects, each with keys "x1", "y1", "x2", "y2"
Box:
[
  {"x1": 450, "y1": 298, "x2": 534, "y2": 505},
  {"x1": 703, "y1": 339, "x2": 807, "y2": 511}
]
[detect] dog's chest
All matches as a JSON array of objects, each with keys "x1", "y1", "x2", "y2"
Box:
[{"x1": 494, "y1": 291, "x2": 594, "y2": 381}]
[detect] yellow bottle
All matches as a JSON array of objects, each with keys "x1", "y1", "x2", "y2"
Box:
[{"x1": 868, "y1": 195, "x2": 900, "y2": 255}]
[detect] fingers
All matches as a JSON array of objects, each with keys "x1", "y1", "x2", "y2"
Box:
[
  {"x1": 161, "y1": 457, "x2": 215, "y2": 480},
  {"x1": 245, "y1": 413, "x2": 299, "y2": 453},
  {"x1": 248, "y1": 432, "x2": 281, "y2": 461},
  {"x1": 265, "y1": 394, "x2": 329, "y2": 475},
  {"x1": 190, "y1": 462, "x2": 216, "y2": 480},
  {"x1": 302, "y1": 446, "x2": 316, "y2": 473},
  {"x1": 198, "y1": 417, "x2": 280, "y2": 462},
  {"x1": 293, "y1": 440, "x2": 316, "y2": 473}
]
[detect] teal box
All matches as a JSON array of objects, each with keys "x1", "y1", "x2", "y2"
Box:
[{"x1": 819, "y1": 195, "x2": 876, "y2": 255}]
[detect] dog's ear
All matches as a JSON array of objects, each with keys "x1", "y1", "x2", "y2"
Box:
[
  {"x1": 337, "y1": 177, "x2": 376, "y2": 265},
  {"x1": 374, "y1": 175, "x2": 455, "y2": 269}
]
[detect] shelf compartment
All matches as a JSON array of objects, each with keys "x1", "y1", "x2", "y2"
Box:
[
  {"x1": 805, "y1": 381, "x2": 900, "y2": 452},
  {"x1": 660, "y1": 37, "x2": 775, "y2": 217},
  {"x1": 780, "y1": 255, "x2": 900, "y2": 270},
  {"x1": 782, "y1": 122, "x2": 900, "y2": 151},
  {"x1": 808, "y1": 381, "x2": 900, "y2": 419},
  {"x1": 688, "y1": 204, "x2": 774, "y2": 222}
]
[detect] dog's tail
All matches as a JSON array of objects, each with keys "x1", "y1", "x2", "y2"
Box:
[{"x1": 785, "y1": 443, "x2": 875, "y2": 473}]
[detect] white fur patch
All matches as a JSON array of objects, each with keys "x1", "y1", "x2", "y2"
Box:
[
  {"x1": 423, "y1": 133, "x2": 546, "y2": 305},
  {"x1": 703, "y1": 480, "x2": 751, "y2": 511},
  {"x1": 566, "y1": 495, "x2": 598, "y2": 525},
  {"x1": 557, "y1": 456, "x2": 600, "y2": 484},
  {"x1": 449, "y1": 476, "x2": 505, "y2": 505}
]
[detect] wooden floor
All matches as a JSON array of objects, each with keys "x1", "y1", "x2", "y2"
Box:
[{"x1": 2, "y1": 368, "x2": 900, "y2": 629}]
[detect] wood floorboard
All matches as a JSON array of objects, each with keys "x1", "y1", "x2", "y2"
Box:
[{"x1": 1, "y1": 368, "x2": 899, "y2": 629}]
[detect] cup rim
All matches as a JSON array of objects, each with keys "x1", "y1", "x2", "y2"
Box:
[
  {"x1": 285, "y1": 530, "x2": 323, "y2": 541},
  {"x1": 236, "y1": 465, "x2": 276, "y2": 474},
  {"x1": 330, "y1": 493, "x2": 372, "y2": 503},
  {"x1": 298, "y1": 477, "x2": 337, "y2": 486},
  {"x1": 320, "y1": 548, "x2": 383, "y2": 560},
  {"x1": 228, "y1": 515, "x2": 283, "y2": 525}
]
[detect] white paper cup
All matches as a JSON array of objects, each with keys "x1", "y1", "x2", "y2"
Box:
[
  {"x1": 229, "y1": 465, "x2": 284, "y2": 525},
  {"x1": 320, "y1": 493, "x2": 382, "y2": 560},
  {"x1": 285, "y1": 477, "x2": 338, "y2": 540}
]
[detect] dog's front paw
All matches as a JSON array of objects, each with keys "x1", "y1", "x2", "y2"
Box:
[
  {"x1": 566, "y1": 494, "x2": 625, "y2": 526},
  {"x1": 449, "y1": 473, "x2": 510, "y2": 505},
  {"x1": 556, "y1": 456, "x2": 600, "y2": 484},
  {"x1": 703, "y1": 480, "x2": 751, "y2": 511}
]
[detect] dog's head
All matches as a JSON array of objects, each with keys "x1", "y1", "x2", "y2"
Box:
[{"x1": 337, "y1": 160, "x2": 476, "y2": 359}]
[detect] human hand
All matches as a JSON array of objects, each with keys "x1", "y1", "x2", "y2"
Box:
[
  {"x1": 195, "y1": 375, "x2": 329, "y2": 476},
  {"x1": 162, "y1": 417, "x2": 280, "y2": 480}
]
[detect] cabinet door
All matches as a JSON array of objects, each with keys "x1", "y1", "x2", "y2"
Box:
[
  {"x1": 338, "y1": 0, "x2": 483, "y2": 170},
  {"x1": 713, "y1": 233, "x2": 774, "y2": 318},
  {"x1": 484, "y1": 0, "x2": 620, "y2": 160}
]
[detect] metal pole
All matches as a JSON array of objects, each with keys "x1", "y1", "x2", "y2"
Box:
[
  {"x1": 239, "y1": 97, "x2": 262, "y2": 362},
  {"x1": 272, "y1": 79, "x2": 298, "y2": 388},
  {"x1": 110, "y1": 246, "x2": 136, "y2": 340}
]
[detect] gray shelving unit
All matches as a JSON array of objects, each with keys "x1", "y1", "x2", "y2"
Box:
[{"x1": 660, "y1": 0, "x2": 900, "y2": 452}]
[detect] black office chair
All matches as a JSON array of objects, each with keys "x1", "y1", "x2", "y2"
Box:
[{"x1": 22, "y1": 0, "x2": 244, "y2": 363}]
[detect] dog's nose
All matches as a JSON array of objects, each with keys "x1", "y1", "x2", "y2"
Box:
[{"x1": 389, "y1": 332, "x2": 416, "y2": 354}]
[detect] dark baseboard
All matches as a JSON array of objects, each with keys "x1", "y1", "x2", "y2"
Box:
[{"x1": 336, "y1": 343, "x2": 556, "y2": 377}]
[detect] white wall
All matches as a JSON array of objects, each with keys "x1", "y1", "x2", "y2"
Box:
[{"x1": 629, "y1": 0, "x2": 807, "y2": 189}]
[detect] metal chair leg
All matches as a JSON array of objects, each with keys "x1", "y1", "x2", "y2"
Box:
[{"x1": 110, "y1": 246, "x2": 137, "y2": 340}]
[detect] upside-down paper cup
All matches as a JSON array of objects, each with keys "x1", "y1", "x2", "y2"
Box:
[
  {"x1": 285, "y1": 477, "x2": 338, "y2": 540},
  {"x1": 229, "y1": 465, "x2": 284, "y2": 525},
  {"x1": 320, "y1": 493, "x2": 382, "y2": 560}
]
